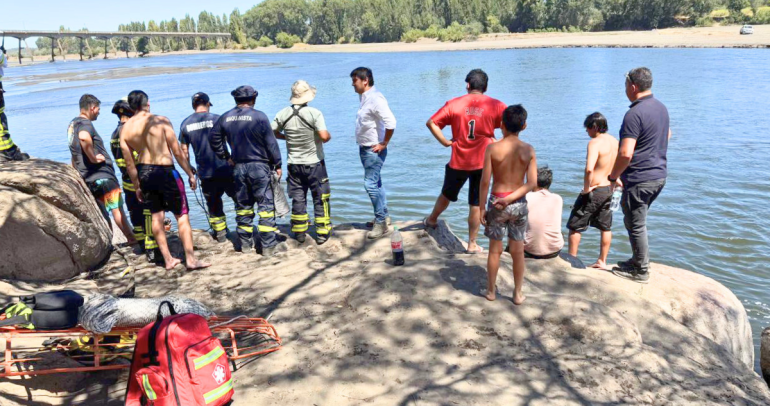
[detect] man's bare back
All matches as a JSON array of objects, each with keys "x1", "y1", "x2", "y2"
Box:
[
  {"x1": 121, "y1": 111, "x2": 175, "y2": 165},
  {"x1": 587, "y1": 133, "x2": 619, "y2": 188},
  {"x1": 489, "y1": 136, "x2": 535, "y2": 196}
]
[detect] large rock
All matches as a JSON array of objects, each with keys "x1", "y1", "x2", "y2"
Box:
[{"x1": 0, "y1": 159, "x2": 112, "y2": 281}]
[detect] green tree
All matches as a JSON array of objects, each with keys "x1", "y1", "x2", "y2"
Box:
[
  {"x1": 229, "y1": 9, "x2": 248, "y2": 44},
  {"x1": 243, "y1": 0, "x2": 310, "y2": 40}
]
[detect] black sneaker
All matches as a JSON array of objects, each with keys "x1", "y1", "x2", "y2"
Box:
[
  {"x1": 316, "y1": 234, "x2": 329, "y2": 245},
  {"x1": 612, "y1": 266, "x2": 650, "y2": 284},
  {"x1": 295, "y1": 232, "x2": 306, "y2": 243},
  {"x1": 617, "y1": 258, "x2": 634, "y2": 269}
]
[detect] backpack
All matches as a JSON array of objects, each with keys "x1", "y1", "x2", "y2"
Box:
[{"x1": 125, "y1": 302, "x2": 233, "y2": 406}]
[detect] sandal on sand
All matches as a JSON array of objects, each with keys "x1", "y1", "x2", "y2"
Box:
[
  {"x1": 465, "y1": 245, "x2": 484, "y2": 254},
  {"x1": 422, "y1": 217, "x2": 438, "y2": 230}
]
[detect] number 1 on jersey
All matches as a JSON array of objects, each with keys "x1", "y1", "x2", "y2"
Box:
[{"x1": 468, "y1": 119, "x2": 476, "y2": 140}]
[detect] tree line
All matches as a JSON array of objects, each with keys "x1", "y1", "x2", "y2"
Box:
[{"x1": 34, "y1": 0, "x2": 770, "y2": 55}]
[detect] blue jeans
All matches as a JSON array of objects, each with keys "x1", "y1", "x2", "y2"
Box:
[{"x1": 359, "y1": 145, "x2": 389, "y2": 223}]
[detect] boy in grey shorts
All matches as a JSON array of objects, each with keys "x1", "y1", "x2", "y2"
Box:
[
  {"x1": 479, "y1": 105, "x2": 537, "y2": 305},
  {"x1": 484, "y1": 196, "x2": 528, "y2": 242}
]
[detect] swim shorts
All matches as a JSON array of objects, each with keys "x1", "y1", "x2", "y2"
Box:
[
  {"x1": 484, "y1": 195, "x2": 528, "y2": 241},
  {"x1": 137, "y1": 164, "x2": 189, "y2": 216},
  {"x1": 89, "y1": 178, "x2": 124, "y2": 212},
  {"x1": 567, "y1": 185, "x2": 613, "y2": 232},
  {"x1": 441, "y1": 164, "x2": 483, "y2": 206}
]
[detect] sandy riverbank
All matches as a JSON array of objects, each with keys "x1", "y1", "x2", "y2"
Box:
[{"x1": 4, "y1": 25, "x2": 768, "y2": 66}]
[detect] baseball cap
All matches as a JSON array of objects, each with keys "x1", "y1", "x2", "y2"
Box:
[
  {"x1": 231, "y1": 85, "x2": 258, "y2": 100},
  {"x1": 192, "y1": 92, "x2": 212, "y2": 107}
]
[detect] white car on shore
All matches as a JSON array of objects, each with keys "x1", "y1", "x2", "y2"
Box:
[{"x1": 740, "y1": 25, "x2": 754, "y2": 35}]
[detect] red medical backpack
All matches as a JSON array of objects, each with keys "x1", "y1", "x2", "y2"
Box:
[{"x1": 125, "y1": 302, "x2": 233, "y2": 406}]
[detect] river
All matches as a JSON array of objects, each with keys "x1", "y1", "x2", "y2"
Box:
[{"x1": 3, "y1": 48, "x2": 769, "y2": 370}]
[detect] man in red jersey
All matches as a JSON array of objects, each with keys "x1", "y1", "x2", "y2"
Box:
[{"x1": 424, "y1": 69, "x2": 507, "y2": 254}]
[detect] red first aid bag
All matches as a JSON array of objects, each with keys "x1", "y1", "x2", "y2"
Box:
[{"x1": 125, "y1": 301, "x2": 233, "y2": 406}]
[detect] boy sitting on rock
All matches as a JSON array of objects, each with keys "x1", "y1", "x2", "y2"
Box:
[{"x1": 479, "y1": 105, "x2": 537, "y2": 305}]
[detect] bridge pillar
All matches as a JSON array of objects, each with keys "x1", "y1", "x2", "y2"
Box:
[
  {"x1": 50, "y1": 37, "x2": 55, "y2": 62},
  {"x1": 104, "y1": 39, "x2": 108, "y2": 59},
  {"x1": 18, "y1": 38, "x2": 22, "y2": 65},
  {"x1": 79, "y1": 38, "x2": 84, "y2": 61}
]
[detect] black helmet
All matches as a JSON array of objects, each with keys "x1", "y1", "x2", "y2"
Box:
[{"x1": 111, "y1": 98, "x2": 134, "y2": 118}]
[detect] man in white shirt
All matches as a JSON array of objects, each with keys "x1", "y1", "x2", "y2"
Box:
[{"x1": 350, "y1": 67, "x2": 397, "y2": 239}]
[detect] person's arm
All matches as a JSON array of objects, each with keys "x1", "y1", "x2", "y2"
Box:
[
  {"x1": 262, "y1": 118, "x2": 283, "y2": 179},
  {"x1": 119, "y1": 136, "x2": 142, "y2": 202},
  {"x1": 668, "y1": 128, "x2": 672, "y2": 140},
  {"x1": 178, "y1": 127, "x2": 191, "y2": 163},
  {"x1": 426, "y1": 119, "x2": 452, "y2": 147},
  {"x1": 162, "y1": 117, "x2": 197, "y2": 191},
  {"x1": 609, "y1": 113, "x2": 640, "y2": 189},
  {"x1": 271, "y1": 116, "x2": 286, "y2": 140},
  {"x1": 314, "y1": 111, "x2": 331, "y2": 143},
  {"x1": 479, "y1": 145, "x2": 493, "y2": 226},
  {"x1": 582, "y1": 140, "x2": 599, "y2": 194},
  {"x1": 371, "y1": 97, "x2": 396, "y2": 153},
  {"x1": 180, "y1": 143, "x2": 190, "y2": 163},
  {"x1": 78, "y1": 130, "x2": 105, "y2": 164},
  {"x1": 497, "y1": 148, "x2": 538, "y2": 208},
  {"x1": 209, "y1": 116, "x2": 230, "y2": 162}
]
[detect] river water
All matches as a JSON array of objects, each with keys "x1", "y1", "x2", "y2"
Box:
[{"x1": 3, "y1": 49, "x2": 769, "y2": 369}]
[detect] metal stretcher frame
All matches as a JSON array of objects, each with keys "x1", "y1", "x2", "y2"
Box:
[{"x1": 0, "y1": 316, "x2": 282, "y2": 378}]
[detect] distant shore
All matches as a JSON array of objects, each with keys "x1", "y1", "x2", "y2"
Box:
[{"x1": 5, "y1": 25, "x2": 768, "y2": 66}]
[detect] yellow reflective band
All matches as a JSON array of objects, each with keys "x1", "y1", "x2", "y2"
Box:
[
  {"x1": 0, "y1": 139, "x2": 15, "y2": 150},
  {"x1": 258, "y1": 211, "x2": 275, "y2": 218},
  {"x1": 203, "y1": 378, "x2": 233, "y2": 404},
  {"x1": 143, "y1": 209, "x2": 151, "y2": 216},
  {"x1": 291, "y1": 224, "x2": 309, "y2": 232},
  {"x1": 316, "y1": 228, "x2": 331, "y2": 235},
  {"x1": 209, "y1": 216, "x2": 227, "y2": 222},
  {"x1": 212, "y1": 222, "x2": 227, "y2": 232},
  {"x1": 194, "y1": 346, "x2": 225, "y2": 370},
  {"x1": 236, "y1": 209, "x2": 254, "y2": 216},
  {"x1": 142, "y1": 374, "x2": 157, "y2": 400},
  {"x1": 123, "y1": 182, "x2": 136, "y2": 192},
  {"x1": 132, "y1": 151, "x2": 139, "y2": 161},
  {"x1": 291, "y1": 214, "x2": 309, "y2": 221},
  {"x1": 116, "y1": 158, "x2": 127, "y2": 168},
  {"x1": 237, "y1": 225, "x2": 254, "y2": 233},
  {"x1": 322, "y1": 193, "x2": 331, "y2": 199},
  {"x1": 258, "y1": 225, "x2": 278, "y2": 232}
]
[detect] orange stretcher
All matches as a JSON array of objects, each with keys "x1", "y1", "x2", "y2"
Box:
[{"x1": 0, "y1": 316, "x2": 282, "y2": 378}]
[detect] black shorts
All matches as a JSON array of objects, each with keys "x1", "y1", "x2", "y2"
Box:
[
  {"x1": 137, "y1": 164, "x2": 189, "y2": 216},
  {"x1": 441, "y1": 165, "x2": 483, "y2": 206},
  {"x1": 567, "y1": 186, "x2": 613, "y2": 232}
]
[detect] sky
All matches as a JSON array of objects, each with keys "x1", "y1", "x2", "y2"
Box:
[{"x1": 1, "y1": 0, "x2": 257, "y2": 36}]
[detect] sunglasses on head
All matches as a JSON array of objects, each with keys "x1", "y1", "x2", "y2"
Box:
[{"x1": 625, "y1": 71, "x2": 635, "y2": 85}]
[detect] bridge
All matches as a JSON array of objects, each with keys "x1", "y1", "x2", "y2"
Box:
[{"x1": 0, "y1": 30, "x2": 232, "y2": 63}]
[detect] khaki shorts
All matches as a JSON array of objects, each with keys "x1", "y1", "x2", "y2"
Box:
[{"x1": 484, "y1": 195, "x2": 528, "y2": 241}]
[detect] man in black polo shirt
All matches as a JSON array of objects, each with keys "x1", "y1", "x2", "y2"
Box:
[
  {"x1": 608, "y1": 67, "x2": 671, "y2": 283},
  {"x1": 179, "y1": 92, "x2": 237, "y2": 242}
]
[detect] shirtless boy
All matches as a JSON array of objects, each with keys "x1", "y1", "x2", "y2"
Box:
[
  {"x1": 120, "y1": 90, "x2": 210, "y2": 271},
  {"x1": 567, "y1": 112, "x2": 619, "y2": 270},
  {"x1": 479, "y1": 105, "x2": 537, "y2": 305}
]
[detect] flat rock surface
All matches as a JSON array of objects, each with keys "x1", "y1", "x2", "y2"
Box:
[{"x1": 1, "y1": 220, "x2": 768, "y2": 405}]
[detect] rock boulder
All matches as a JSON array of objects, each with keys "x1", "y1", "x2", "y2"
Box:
[{"x1": 0, "y1": 159, "x2": 112, "y2": 281}]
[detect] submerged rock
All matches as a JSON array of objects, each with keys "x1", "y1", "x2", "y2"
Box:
[{"x1": 0, "y1": 159, "x2": 112, "y2": 281}]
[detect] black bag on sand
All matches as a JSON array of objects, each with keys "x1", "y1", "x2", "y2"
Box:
[
  {"x1": 20, "y1": 290, "x2": 84, "y2": 310},
  {"x1": 7, "y1": 290, "x2": 85, "y2": 330}
]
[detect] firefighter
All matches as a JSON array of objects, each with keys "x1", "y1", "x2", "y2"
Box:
[
  {"x1": 179, "y1": 92, "x2": 237, "y2": 242},
  {"x1": 210, "y1": 86, "x2": 283, "y2": 257},
  {"x1": 0, "y1": 45, "x2": 28, "y2": 162}
]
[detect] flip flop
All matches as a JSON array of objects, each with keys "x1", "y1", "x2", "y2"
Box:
[
  {"x1": 422, "y1": 217, "x2": 438, "y2": 230},
  {"x1": 465, "y1": 245, "x2": 484, "y2": 254}
]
